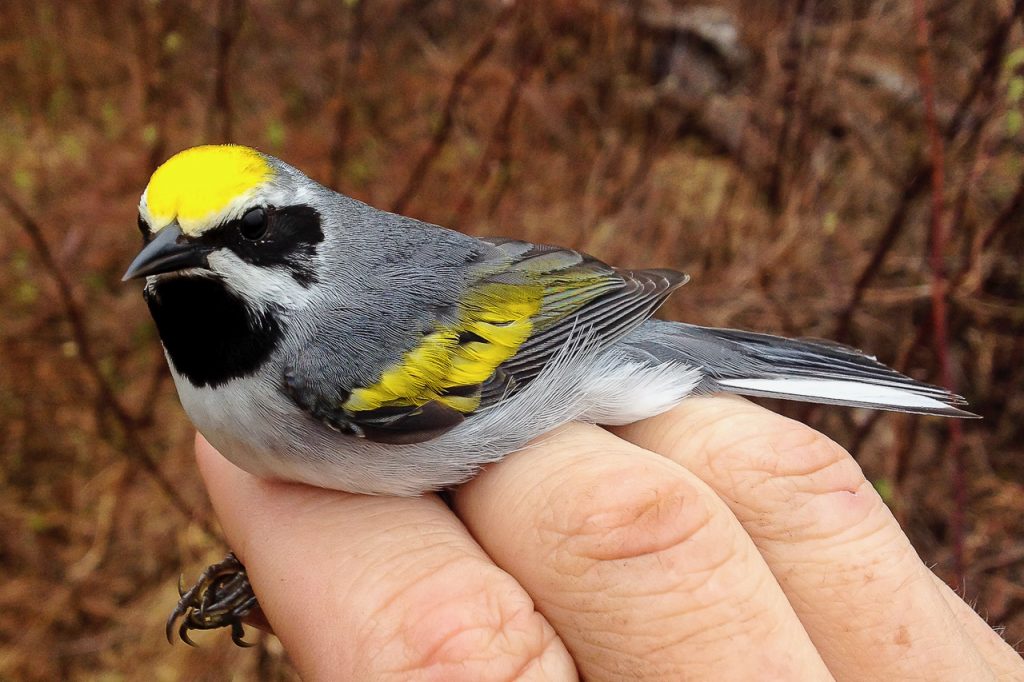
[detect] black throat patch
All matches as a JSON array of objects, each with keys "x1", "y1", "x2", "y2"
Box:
[{"x1": 146, "y1": 276, "x2": 283, "y2": 388}]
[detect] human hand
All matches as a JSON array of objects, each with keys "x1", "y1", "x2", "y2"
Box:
[{"x1": 195, "y1": 396, "x2": 1021, "y2": 680}]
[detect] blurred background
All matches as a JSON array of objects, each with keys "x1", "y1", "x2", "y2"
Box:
[{"x1": 1, "y1": 0, "x2": 1022, "y2": 678}]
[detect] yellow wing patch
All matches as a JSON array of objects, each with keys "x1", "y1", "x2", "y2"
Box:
[
  {"x1": 144, "y1": 145, "x2": 273, "y2": 235},
  {"x1": 344, "y1": 282, "x2": 541, "y2": 414}
]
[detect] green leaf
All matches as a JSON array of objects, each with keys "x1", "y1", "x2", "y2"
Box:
[
  {"x1": 823, "y1": 211, "x2": 838, "y2": 235},
  {"x1": 15, "y1": 281, "x2": 38, "y2": 305},
  {"x1": 1007, "y1": 110, "x2": 1023, "y2": 137},
  {"x1": 12, "y1": 169, "x2": 34, "y2": 192},
  {"x1": 1008, "y1": 77, "x2": 1024, "y2": 103},
  {"x1": 163, "y1": 31, "x2": 182, "y2": 54},
  {"x1": 265, "y1": 120, "x2": 286, "y2": 149},
  {"x1": 1005, "y1": 47, "x2": 1024, "y2": 71},
  {"x1": 873, "y1": 478, "x2": 894, "y2": 504}
]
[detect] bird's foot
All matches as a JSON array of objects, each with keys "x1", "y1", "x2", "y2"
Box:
[{"x1": 166, "y1": 552, "x2": 259, "y2": 647}]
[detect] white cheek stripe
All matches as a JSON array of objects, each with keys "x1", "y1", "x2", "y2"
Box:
[{"x1": 207, "y1": 250, "x2": 313, "y2": 310}]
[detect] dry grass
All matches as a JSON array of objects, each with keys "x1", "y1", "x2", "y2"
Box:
[{"x1": 1, "y1": 0, "x2": 1022, "y2": 677}]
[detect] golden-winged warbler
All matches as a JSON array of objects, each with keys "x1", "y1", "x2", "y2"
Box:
[{"x1": 124, "y1": 144, "x2": 971, "y2": 643}]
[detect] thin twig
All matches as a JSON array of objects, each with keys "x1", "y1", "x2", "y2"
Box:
[
  {"x1": 974, "y1": 174, "x2": 1024, "y2": 262},
  {"x1": 588, "y1": 103, "x2": 673, "y2": 235},
  {"x1": 939, "y1": 1, "x2": 1023, "y2": 267},
  {"x1": 768, "y1": 0, "x2": 815, "y2": 212},
  {"x1": 0, "y1": 185, "x2": 221, "y2": 541},
  {"x1": 390, "y1": 2, "x2": 517, "y2": 214},
  {"x1": 969, "y1": 545, "x2": 1024, "y2": 576},
  {"x1": 132, "y1": 0, "x2": 179, "y2": 171},
  {"x1": 207, "y1": 0, "x2": 246, "y2": 142},
  {"x1": 328, "y1": 0, "x2": 367, "y2": 190},
  {"x1": 832, "y1": 170, "x2": 929, "y2": 342},
  {"x1": 951, "y1": 172, "x2": 1024, "y2": 293},
  {"x1": 945, "y1": 0, "x2": 1024, "y2": 140},
  {"x1": 449, "y1": 39, "x2": 538, "y2": 229},
  {"x1": 136, "y1": 346, "x2": 171, "y2": 426},
  {"x1": 832, "y1": 0, "x2": 1023, "y2": 343},
  {"x1": 914, "y1": 0, "x2": 965, "y2": 584}
]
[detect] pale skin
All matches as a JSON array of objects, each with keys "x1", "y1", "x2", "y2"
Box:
[{"x1": 196, "y1": 396, "x2": 1022, "y2": 680}]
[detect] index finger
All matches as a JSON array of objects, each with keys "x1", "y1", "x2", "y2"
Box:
[{"x1": 195, "y1": 435, "x2": 575, "y2": 681}]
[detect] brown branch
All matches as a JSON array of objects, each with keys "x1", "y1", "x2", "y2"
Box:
[
  {"x1": 768, "y1": 0, "x2": 815, "y2": 212},
  {"x1": 587, "y1": 99, "x2": 676, "y2": 235},
  {"x1": 951, "y1": 171, "x2": 1024, "y2": 293},
  {"x1": 604, "y1": 120, "x2": 663, "y2": 221},
  {"x1": 207, "y1": 0, "x2": 246, "y2": 142},
  {"x1": 390, "y1": 2, "x2": 517, "y2": 214},
  {"x1": 977, "y1": 174, "x2": 1024, "y2": 253},
  {"x1": 448, "y1": 41, "x2": 538, "y2": 229},
  {"x1": 328, "y1": 0, "x2": 367, "y2": 190},
  {"x1": 914, "y1": 0, "x2": 965, "y2": 584},
  {"x1": 832, "y1": 170, "x2": 929, "y2": 342},
  {"x1": 969, "y1": 545, "x2": 1024, "y2": 576},
  {"x1": 945, "y1": 146, "x2": 991, "y2": 279},
  {"x1": 939, "y1": 0, "x2": 1022, "y2": 266},
  {"x1": 135, "y1": 347, "x2": 172, "y2": 427},
  {"x1": 945, "y1": 0, "x2": 1024, "y2": 141},
  {"x1": 833, "y1": 0, "x2": 1024, "y2": 343},
  {"x1": 0, "y1": 185, "x2": 221, "y2": 542},
  {"x1": 132, "y1": 0, "x2": 180, "y2": 171},
  {"x1": 891, "y1": 407, "x2": 923, "y2": 492}
]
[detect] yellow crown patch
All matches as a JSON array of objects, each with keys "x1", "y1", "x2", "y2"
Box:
[{"x1": 144, "y1": 145, "x2": 273, "y2": 235}]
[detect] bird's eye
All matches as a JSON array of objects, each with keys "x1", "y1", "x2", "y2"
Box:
[{"x1": 238, "y1": 207, "x2": 268, "y2": 240}]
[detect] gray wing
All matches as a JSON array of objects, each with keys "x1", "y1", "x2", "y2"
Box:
[
  {"x1": 285, "y1": 237, "x2": 689, "y2": 442},
  {"x1": 475, "y1": 239, "x2": 688, "y2": 408}
]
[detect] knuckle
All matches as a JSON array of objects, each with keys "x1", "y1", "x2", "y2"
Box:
[
  {"x1": 542, "y1": 456, "x2": 715, "y2": 566},
  {"x1": 708, "y1": 417, "x2": 885, "y2": 542},
  {"x1": 766, "y1": 423, "x2": 863, "y2": 492},
  {"x1": 366, "y1": 558, "x2": 559, "y2": 682},
  {"x1": 713, "y1": 417, "x2": 866, "y2": 500},
  {"x1": 534, "y1": 456, "x2": 780, "y2": 670}
]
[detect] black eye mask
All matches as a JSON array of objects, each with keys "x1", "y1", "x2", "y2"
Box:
[{"x1": 204, "y1": 204, "x2": 324, "y2": 286}]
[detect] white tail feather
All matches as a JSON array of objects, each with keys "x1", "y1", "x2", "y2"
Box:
[{"x1": 717, "y1": 377, "x2": 956, "y2": 412}]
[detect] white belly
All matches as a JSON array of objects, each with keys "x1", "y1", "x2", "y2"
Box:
[{"x1": 168, "y1": 348, "x2": 701, "y2": 496}]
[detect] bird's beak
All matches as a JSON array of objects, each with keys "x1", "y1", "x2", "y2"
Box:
[{"x1": 122, "y1": 222, "x2": 211, "y2": 281}]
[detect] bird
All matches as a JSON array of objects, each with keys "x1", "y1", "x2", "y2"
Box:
[{"x1": 124, "y1": 144, "x2": 972, "y2": 643}]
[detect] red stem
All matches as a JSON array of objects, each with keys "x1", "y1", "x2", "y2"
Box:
[{"x1": 913, "y1": 0, "x2": 965, "y2": 584}]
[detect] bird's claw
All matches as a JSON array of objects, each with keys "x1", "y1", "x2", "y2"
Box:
[{"x1": 166, "y1": 552, "x2": 259, "y2": 647}]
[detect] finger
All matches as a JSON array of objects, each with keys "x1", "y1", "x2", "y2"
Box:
[
  {"x1": 932, "y1": 575, "x2": 1023, "y2": 677},
  {"x1": 195, "y1": 434, "x2": 576, "y2": 681},
  {"x1": 613, "y1": 397, "x2": 996, "y2": 681},
  {"x1": 454, "y1": 423, "x2": 833, "y2": 681}
]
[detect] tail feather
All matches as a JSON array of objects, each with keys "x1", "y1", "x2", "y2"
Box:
[{"x1": 623, "y1": 321, "x2": 976, "y2": 418}]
